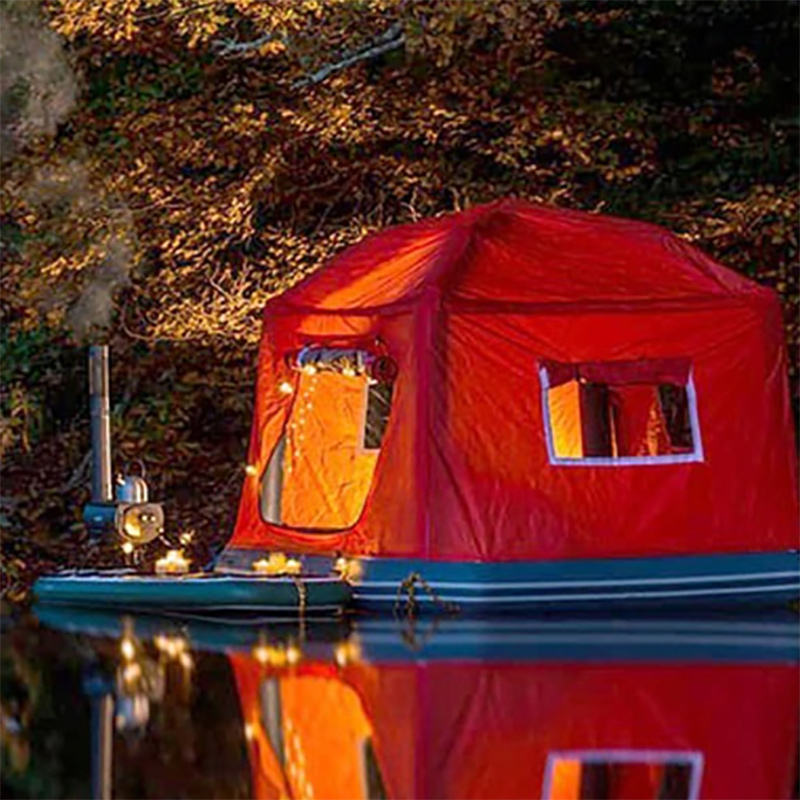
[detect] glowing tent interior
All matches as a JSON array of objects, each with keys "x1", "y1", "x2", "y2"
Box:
[{"x1": 217, "y1": 199, "x2": 797, "y2": 606}]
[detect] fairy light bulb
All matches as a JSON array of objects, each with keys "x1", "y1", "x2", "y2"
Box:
[
  {"x1": 121, "y1": 541, "x2": 134, "y2": 555},
  {"x1": 123, "y1": 662, "x2": 141, "y2": 683},
  {"x1": 278, "y1": 381, "x2": 294, "y2": 395},
  {"x1": 245, "y1": 464, "x2": 258, "y2": 476},
  {"x1": 121, "y1": 637, "x2": 136, "y2": 661},
  {"x1": 286, "y1": 643, "x2": 302, "y2": 666}
]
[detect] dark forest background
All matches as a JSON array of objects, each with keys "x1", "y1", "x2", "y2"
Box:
[{"x1": 2, "y1": 0, "x2": 798, "y2": 597}]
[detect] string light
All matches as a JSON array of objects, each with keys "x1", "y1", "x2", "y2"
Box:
[
  {"x1": 252, "y1": 641, "x2": 303, "y2": 667},
  {"x1": 278, "y1": 381, "x2": 294, "y2": 395},
  {"x1": 245, "y1": 464, "x2": 258, "y2": 477},
  {"x1": 120, "y1": 637, "x2": 136, "y2": 661},
  {"x1": 179, "y1": 531, "x2": 194, "y2": 545},
  {"x1": 286, "y1": 643, "x2": 302, "y2": 666},
  {"x1": 303, "y1": 364, "x2": 317, "y2": 376},
  {"x1": 121, "y1": 541, "x2": 134, "y2": 555},
  {"x1": 153, "y1": 634, "x2": 189, "y2": 660},
  {"x1": 122, "y1": 662, "x2": 141, "y2": 684}
]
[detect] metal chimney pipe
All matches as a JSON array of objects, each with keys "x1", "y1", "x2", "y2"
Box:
[
  {"x1": 89, "y1": 693, "x2": 113, "y2": 800},
  {"x1": 89, "y1": 345, "x2": 113, "y2": 503}
]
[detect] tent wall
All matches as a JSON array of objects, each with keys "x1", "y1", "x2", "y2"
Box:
[
  {"x1": 427, "y1": 297, "x2": 797, "y2": 560},
  {"x1": 222, "y1": 200, "x2": 798, "y2": 564}
]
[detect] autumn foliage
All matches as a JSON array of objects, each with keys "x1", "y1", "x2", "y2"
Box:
[{"x1": 1, "y1": 1, "x2": 797, "y2": 596}]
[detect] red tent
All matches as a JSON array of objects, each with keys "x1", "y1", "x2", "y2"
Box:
[{"x1": 223, "y1": 200, "x2": 797, "y2": 564}]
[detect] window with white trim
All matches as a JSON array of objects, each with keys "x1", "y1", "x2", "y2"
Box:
[
  {"x1": 539, "y1": 359, "x2": 703, "y2": 465},
  {"x1": 542, "y1": 750, "x2": 703, "y2": 800}
]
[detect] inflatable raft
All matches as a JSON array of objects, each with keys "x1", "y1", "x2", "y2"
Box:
[{"x1": 33, "y1": 570, "x2": 351, "y2": 614}]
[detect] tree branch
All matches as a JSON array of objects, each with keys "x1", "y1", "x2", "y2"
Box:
[
  {"x1": 212, "y1": 32, "x2": 284, "y2": 56},
  {"x1": 292, "y1": 22, "x2": 405, "y2": 88}
]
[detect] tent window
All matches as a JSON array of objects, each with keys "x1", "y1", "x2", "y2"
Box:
[
  {"x1": 260, "y1": 347, "x2": 396, "y2": 530},
  {"x1": 542, "y1": 751, "x2": 703, "y2": 800},
  {"x1": 539, "y1": 359, "x2": 703, "y2": 466}
]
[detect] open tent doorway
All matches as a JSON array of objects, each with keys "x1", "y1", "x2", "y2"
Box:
[{"x1": 260, "y1": 346, "x2": 396, "y2": 531}]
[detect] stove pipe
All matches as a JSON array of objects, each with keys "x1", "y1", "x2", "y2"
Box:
[{"x1": 89, "y1": 345, "x2": 113, "y2": 503}]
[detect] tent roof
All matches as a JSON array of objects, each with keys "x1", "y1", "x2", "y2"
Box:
[{"x1": 270, "y1": 199, "x2": 768, "y2": 315}]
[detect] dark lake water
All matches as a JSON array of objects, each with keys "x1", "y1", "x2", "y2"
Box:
[{"x1": 2, "y1": 610, "x2": 798, "y2": 799}]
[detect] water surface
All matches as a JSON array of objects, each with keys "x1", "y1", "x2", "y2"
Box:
[{"x1": 2, "y1": 610, "x2": 798, "y2": 799}]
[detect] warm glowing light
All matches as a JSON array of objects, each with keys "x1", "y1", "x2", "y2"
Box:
[
  {"x1": 179, "y1": 652, "x2": 193, "y2": 670},
  {"x1": 285, "y1": 558, "x2": 301, "y2": 574},
  {"x1": 120, "y1": 637, "x2": 136, "y2": 660},
  {"x1": 121, "y1": 541, "x2": 135, "y2": 555},
  {"x1": 155, "y1": 549, "x2": 190, "y2": 575},
  {"x1": 303, "y1": 364, "x2": 317, "y2": 376},
  {"x1": 154, "y1": 633, "x2": 189, "y2": 659},
  {"x1": 286, "y1": 643, "x2": 302, "y2": 666},
  {"x1": 252, "y1": 552, "x2": 301, "y2": 576},
  {"x1": 122, "y1": 516, "x2": 142, "y2": 538},
  {"x1": 252, "y1": 641, "x2": 301, "y2": 668},
  {"x1": 334, "y1": 557, "x2": 363, "y2": 582},
  {"x1": 278, "y1": 381, "x2": 294, "y2": 394},
  {"x1": 179, "y1": 531, "x2": 194, "y2": 545},
  {"x1": 123, "y1": 662, "x2": 141, "y2": 683},
  {"x1": 333, "y1": 638, "x2": 361, "y2": 668},
  {"x1": 253, "y1": 644, "x2": 270, "y2": 665},
  {"x1": 244, "y1": 723, "x2": 256, "y2": 741},
  {"x1": 245, "y1": 464, "x2": 258, "y2": 477},
  {"x1": 342, "y1": 366, "x2": 356, "y2": 377}
]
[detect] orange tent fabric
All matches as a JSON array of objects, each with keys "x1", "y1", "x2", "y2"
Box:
[
  {"x1": 226, "y1": 199, "x2": 797, "y2": 561},
  {"x1": 231, "y1": 656, "x2": 374, "y2": 800}
]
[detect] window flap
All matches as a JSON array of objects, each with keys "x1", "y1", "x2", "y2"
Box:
[{"x1": 543, "y1": 358, "x2": 691, "y2": 388}]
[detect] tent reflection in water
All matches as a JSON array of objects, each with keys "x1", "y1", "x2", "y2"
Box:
[
  {"x1": 229, "y1": 653, "x2": 798, "y2": 800},
  {"x1": 219, "y1": 199, "x2": 798, "y2": 608}
]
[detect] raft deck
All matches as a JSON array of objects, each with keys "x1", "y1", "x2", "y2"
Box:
[{"x1": 33, "y1": 570, "x2": 351, "y2": 615}]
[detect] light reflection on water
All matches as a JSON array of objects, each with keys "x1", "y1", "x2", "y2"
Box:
[{"x1": 1, "y1": 610, "x2": 798, "y2": 800}]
